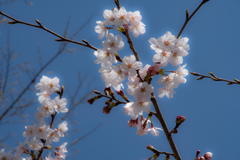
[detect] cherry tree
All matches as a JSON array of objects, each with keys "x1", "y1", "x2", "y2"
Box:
[{"x1": 1, "y1": 0, "x2": 239, "y2": 159}]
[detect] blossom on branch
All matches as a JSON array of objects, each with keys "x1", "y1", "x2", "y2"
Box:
[{"x1": 1, "y1": 76, "x2": 69, "y2": 160}]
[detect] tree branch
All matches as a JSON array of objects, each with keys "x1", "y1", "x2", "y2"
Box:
[
  {"x1": 122, "y1": 29, "x2": 140, "y2": 61},
  {"x1": 177, "y1": 0, "x2": 210, "y2": 38},
  {"x1": 190, "y1": 72, "x2": 240, "y2": 85},
  {"x1": 0, "y1": 11, "x2": 97, "y2": 51},
  {"x1": 151, "y1": 94, "x2": 181, "y2": 160}
]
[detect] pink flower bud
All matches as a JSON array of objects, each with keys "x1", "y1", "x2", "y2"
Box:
[{"x1": 176, "y1": 115, "x2": 186, "y2": 124}]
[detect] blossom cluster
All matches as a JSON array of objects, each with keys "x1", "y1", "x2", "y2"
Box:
[
  {"x1": 93, "y1": 5, "x2": 189, "y2": 136},
  {"x1": 149, "y1": 32, "x2": 189, "y2": 98},
  {"x1": 95, "y1": 7, "x2": 145, "y2": 38},
  {"x1": 0, "y1": 76, "x2": 68, "y2": 160}
]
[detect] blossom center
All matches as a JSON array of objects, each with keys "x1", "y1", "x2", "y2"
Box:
[
  {"x1": 127, "y1": 63, "x2": 132, "y2": 69},
  {"x1": 162, "y1": 51, "x2": 168, "y2": 57},
  {"x1": 173, "y1": 52, "x2": 177, "y2": 57},
  {"x1": 164, "y1": 41, "x2": 170, "y2": 46}
]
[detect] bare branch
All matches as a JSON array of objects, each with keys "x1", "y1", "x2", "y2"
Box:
[
  {"x1": 0, "y1": 11, "x2": 98, "y2": 51},
  {"x1": 190, "y1": 72, "x2": 240, "y2": 85},
  {"x1": 177, "y1": 0, "x2": 210, "y2": 38}
]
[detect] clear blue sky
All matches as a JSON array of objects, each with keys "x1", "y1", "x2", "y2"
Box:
[{"x1": 1, "y1": 0, "x2": 240, "y2": 159}]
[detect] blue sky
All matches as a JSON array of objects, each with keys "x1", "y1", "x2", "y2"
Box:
[{"x1": 1, "y1": 0, "x2": 240, "y2": 159}]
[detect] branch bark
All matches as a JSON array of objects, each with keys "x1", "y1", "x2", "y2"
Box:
[{"x1": 151, "y1": 94, "x2": 181, "y2": 160}]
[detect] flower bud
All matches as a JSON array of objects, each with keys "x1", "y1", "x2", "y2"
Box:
[
  {"x1": 102, "y1": 106, "x2": 112, "y2": 114},
  {"x1": 176, "y1": 115, "x2": 186, "y2": 125}
]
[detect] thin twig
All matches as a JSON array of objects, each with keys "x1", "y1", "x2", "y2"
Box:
[
  {"x1": 0, "y1": 11, "x2": 97, "y2": 51},
  {"x1": 177, "y1": 0, "x2": 210, "y2": 38},
  {"x1": 151, "y1": 93, "x2": 181, "y2": 160},
  {"x1": 61, "y1": 73, "x2": 86, "y2": 120},
  {"x1": 69, "y1": 123, "x2": 102, "y2": 147},
  {"x1": 93, "y1": 90, "x2": 126, "y2": 105},
  {"x1": 190, "y1": 72, "x2": 240, "y2": 85}
]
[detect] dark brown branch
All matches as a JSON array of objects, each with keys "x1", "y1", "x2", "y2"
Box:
[
  {"x1": 151, "y1": 93, "x2": 181, "y2": 160},
  {"x1": 0, "y1": 11, "x2": 98, "y2": 51},
  {"x1": 177, "y1": 0, "x2": 210, "y2": 38},
  {"x1": 122, "y1": 29, "x2": 140, "y2": 61},
  {"x1": 190, "y1": 72, "x2": 240, "y2": 85}
]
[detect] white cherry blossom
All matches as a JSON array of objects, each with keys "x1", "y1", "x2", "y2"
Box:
[
  {"x1": 36, "y1": 76, "x2": 60, "y2": 94},
  {"x1": 103, "y1": 33, "x2": 124, "y2": 52}
]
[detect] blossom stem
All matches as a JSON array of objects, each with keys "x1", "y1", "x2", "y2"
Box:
[
  {"x1": 122, "y1": 29, "x2": 140, "y2": 61},
  {"x1": 151, "y1": 94, "x2": 181, "y2": 160},
  {"x1": 177, "y1": 0, "x2": 210, "y2": 38}
]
